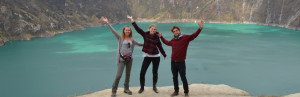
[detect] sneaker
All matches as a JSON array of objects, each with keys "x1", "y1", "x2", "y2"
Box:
[
  {"x1": 138, "y1": 88, "x2": 144, "y2": 94},
  {"x1": 111, "y1": 92, "x2": 116, "y2": 97},
  {"x1": 185, "y1": 93, "x2": 189, "y2": 97},
  {"x1": 171, "y1": 91, "x2": 179, "y2": 96},
  {"x1": 124, "y1": 89, "x2": 132, "y2": 95}
]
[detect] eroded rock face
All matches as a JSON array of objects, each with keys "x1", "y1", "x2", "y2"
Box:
[
  {"x1": 0, "y1": 0, "x2": 299, "y2": 45},
  {"x1": 0, "y1": 0, "x2": 130, "y2": 43},
  {"x1": 0, "y1": 41, "x2": 4, "y2": 46},
  {"x1": 1, "y1": 6, "x2": 7, "y2": 13},
  {"x1": 128, "y1": 0, "x2": 300, "y2": 29}
]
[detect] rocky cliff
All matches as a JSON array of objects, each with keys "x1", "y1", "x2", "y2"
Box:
[
  {"x1": 78, "y1": 84, "x2": 252, "y2": 97},
  {"x1": 77, "y1": 83, "x2": 300, "y2": 97},
  {"x1": 0, "y1": 0, "x2": 130, "y2": 46},
  {"x1": 128, "y1": 0, "x2": 300, "y2": 28},
  {"x1": 1, "y1": 0, "x2": 300, "y2": 46}
]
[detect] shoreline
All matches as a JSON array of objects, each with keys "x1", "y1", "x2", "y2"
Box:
[
  {"x1": 0, "y1": 19, "x2": 299, "y2": 47},
  {"x1": 137, "y1": 18, "x2": 300, "y2": 30}
]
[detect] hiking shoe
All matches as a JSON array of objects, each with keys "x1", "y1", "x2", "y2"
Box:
[
  {"x1": 153, "y1": 86, "x2": 159, "y2": 93},
  {"x1": 185, "y1": 93, "x2": 189, "y2": 97},
  {"x1": 124, "y1": 89, "x2": 132, "y2": 95},
  {"x1": 171, "y1": 91, "x2": 179, "y2": 96},
  {"x1": 138, "y1": 88, "x2": 144, "y2": 94},
  {"x1": 111, "y1": 92, "x2": 116, "y2": 97}
]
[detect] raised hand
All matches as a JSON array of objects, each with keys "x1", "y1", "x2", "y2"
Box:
[
  {"x1": 101, "y1": 16, "x2": 108, "y2": 23},
  {"x1": 127, "y1": 15, "x2": 133, "y2": 20},
  {"x1": 157, "y1": 32, "x2": 162, "y2": 37},
  {"x1": 198, "y1": 19, "x2": 204, "y2": 29}
]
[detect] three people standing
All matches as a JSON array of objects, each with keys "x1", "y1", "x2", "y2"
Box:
[{"x1": 102, "y1": 15, "x2": 204, "y2": 97}]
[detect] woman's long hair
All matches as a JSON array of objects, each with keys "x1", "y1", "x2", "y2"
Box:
[{"x1": 121, "y1": 26, "x2": 133, "y2": 39}]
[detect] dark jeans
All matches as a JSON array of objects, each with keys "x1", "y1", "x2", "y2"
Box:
[
  {"x1": 171, "y1": 61, "x2": 189, "y2": 93},
  {"x1": 140, "y1": 57, "x2": 160, "y2": 88}
]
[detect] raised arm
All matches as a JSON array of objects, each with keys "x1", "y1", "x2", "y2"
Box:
[
  {"x1": 158, "y1": 32, "x2": 172, "y2": 46},
  {"x1": 101, "y1": 16, "x2": 121, "y2": 40},
  {"x1": 127, "y1": 15, "x2": 145, "y2": 37},
  {"x1": 188, "y1": 19, "x2": 204, "y2": 41}
]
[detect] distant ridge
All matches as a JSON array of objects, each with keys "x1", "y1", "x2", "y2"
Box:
[{"x1": 1, "y1": 0, "x2": 300, "y2": 46}]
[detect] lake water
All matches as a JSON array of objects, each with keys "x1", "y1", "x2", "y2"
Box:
[{"x1": 1, "y1": 22, "x2": 300, "y2": 97}]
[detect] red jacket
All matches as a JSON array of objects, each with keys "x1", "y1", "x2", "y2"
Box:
[{"x1": 160, "y1": 28, "x2": 202, "y2": 61}]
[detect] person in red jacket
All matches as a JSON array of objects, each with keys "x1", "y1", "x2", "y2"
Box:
[{"x1": 158, "y1": 20, "x2": 204, "y2": 97}]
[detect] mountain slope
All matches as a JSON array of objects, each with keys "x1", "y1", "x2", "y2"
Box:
[{"x1": 1, "y1": 0, "x2": 300, "y2": 46}]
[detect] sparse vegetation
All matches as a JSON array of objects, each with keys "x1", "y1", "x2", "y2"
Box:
[{"x1": 1, "y1": 0, "x2": 300, "y2": 46}]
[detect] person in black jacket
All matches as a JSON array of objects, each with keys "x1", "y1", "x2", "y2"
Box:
[{"x1": 127, "y1": 15, "x2": 166, "y2": 94}]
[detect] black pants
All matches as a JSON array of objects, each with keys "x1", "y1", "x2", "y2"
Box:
[
  {"x1": 140, "y1": 57, "x2": 160, "y2": 88},
  {"x1": 171, "y1": 61, "x2": 189, "y2": 93}
]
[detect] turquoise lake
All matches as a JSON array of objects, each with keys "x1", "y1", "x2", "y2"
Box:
[{"x1": 1, "y1": 22, "x2": 300, "y2": 97}]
